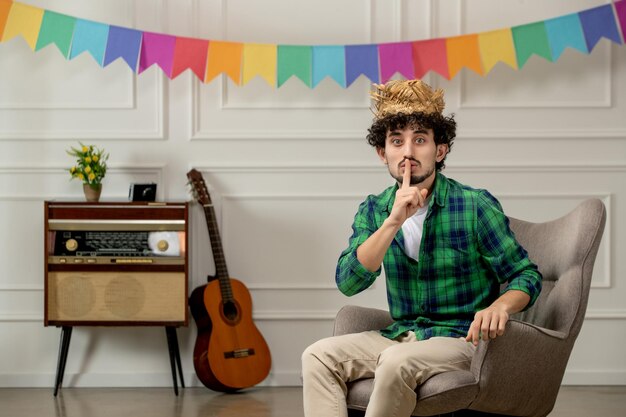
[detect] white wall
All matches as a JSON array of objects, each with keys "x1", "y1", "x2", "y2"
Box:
[{"x1": 0, "y1": 0, "x2": 625, "y2": 388}]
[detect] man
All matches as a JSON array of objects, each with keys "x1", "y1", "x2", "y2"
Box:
[{"x1": 301, "y1": 79, "x2": 542, "y2": 417}]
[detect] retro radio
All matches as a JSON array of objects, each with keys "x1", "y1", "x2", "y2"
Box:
[{"x1": 44, "y1": 201, "x2": 189, "y2": 326}]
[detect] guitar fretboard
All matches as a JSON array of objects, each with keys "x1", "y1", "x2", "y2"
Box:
[{"x1": 202, "y1": 200, "x2": 233, "y2": 302}]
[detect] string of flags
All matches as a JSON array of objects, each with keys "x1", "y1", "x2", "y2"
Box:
[{"x1": 1, "y1": 0, "x2": 625, "y2": 88}]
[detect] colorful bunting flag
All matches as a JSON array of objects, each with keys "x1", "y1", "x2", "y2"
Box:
[
  {"x1": 379, "y1": 42, "x2": 414, "y2": 83},
  {"x1": 69, "y1": 19, "x2": 108, "y2": 65},
  {"x1": 35, "y1": 11, "x2": 75, "y2": 57},
  {"x1": 2, "y1": 2, "x2": 43, "y2": 50},
  {"x1": 1, "y1": 1, "x2": 625, "y2": 89},
  {"x1": 345, "y1": 44, "x2": 379, "y2": 86},
  {"x1": 242, "y1": 43, "x2": 277, "y2": 86},
  {"x1": 512, "y1": 22, "x2": 552, "y2": 68},
  {"x1": 205, "y1": 41, "x2": 243, "y2": 84},
  {"x1": 277, "y1": 45, "x2": 312, "y2": 88},
  {"x1": 412, "y1": 39, "x2": 448, "y2": 79},
  {"x1": 312, "y1": 46, "x2": 346, "y2": 87},
  {"x1": 478, "y1": 29, "x2": 517, "y2": 73},
  {"x1": 616, "y1": 1, "x2": 626, "y2": 42},
  {"x1": 103, "y1": 26, "x2": 142, "y2": 70},
  {"x1": 447, "y1": 34, "x2": 483, "y2": 78},
  {"x1": 579, "y1": 4, "x2": 622, "y2": 51},
  {"x1": 544, "y1": 14, "x2": 587, "y2": 60},
  {"x1": 0, "y1": 0, "x2": 13, "y2": 39},
  {"x1": 172, "y1": 36, "x2": 209, "y2": 80},
  {"x1": 139, "y1": 32, "x2": 176, "y2": 76}
]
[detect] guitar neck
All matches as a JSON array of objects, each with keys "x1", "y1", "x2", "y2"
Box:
[
  {"x1": 188, "y1": 168, "x2": 235, "y2": 301},
  {"x1": 202, "y1": 203, "x2": 230, "y2": 282}
]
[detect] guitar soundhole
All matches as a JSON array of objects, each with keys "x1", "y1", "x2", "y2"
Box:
[{"x1": 222, "y1": 300, "x2": 239, "y2": 322}]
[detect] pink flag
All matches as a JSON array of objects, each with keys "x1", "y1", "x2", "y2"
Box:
[
  {"x1": 138, "y1": 32, "x2": 176, "y2": 76},
  {"x1": 379, "y1": 42, "x2": 414, "y2": 83},
  {"x1": 615, "y1": 0, "x2": 626, "y2": 41},
  {"x1": 412, "y1": 39, "x2": 449, "y2": 79}
]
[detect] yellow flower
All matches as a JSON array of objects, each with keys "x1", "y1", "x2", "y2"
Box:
[{"x1": 67, "y1": 143, "x2": 108, "y2": 185}]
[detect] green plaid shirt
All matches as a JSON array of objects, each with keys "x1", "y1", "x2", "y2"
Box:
[{"x1": 336, "y1": 173, "x2": 542, "y2": 340}]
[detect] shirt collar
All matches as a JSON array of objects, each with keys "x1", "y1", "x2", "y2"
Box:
[{"x1": 432, "y1": 172, "x2": 449, "y2": 208}]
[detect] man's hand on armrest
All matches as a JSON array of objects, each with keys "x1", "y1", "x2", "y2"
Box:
[{"x1": 465, "y1": 290, "x2": 531, "y2": 346}]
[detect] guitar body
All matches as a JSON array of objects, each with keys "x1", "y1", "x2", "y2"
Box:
[{"x1": 190, "y1": 278, "x2": 271, "y2": 391}]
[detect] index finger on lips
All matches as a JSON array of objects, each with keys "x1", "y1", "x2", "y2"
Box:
[{"x1": 402, "y1": 160, "x2": 411, "y2": 189}]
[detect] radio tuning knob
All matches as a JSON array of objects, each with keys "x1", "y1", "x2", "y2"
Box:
[
  {"x1": 157, "y1": 240, "x2": 169, "y2": 252},
  {"x1": 65, "y1": 239, "x2": 78, "y2": 251}
]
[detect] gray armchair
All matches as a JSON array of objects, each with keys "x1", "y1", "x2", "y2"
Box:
[{"x1": 334, "y1": 198, "x2": 607, "y2": 417}]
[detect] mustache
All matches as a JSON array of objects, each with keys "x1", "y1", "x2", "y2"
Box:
[{"x1": 398, "y1": 157, "x2": 421, "y2": 169}]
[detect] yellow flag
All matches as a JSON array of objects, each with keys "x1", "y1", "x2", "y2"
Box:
[
  {"x1": 242, "y1": 43, "x2": 277, "y2": 86},
  {"x1": 478, "y1": 29, "x2": 518, "y2": 73},
  {"x1": 205, "y1": 41, "x2": 244, "y2": 84},
  {"x1": 2, "y1": 2, "x2": 44, "y2": 50}
]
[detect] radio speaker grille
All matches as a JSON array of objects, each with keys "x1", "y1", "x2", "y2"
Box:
[{"x1": 48, "y1": 272, "x2": 186, "y2": 322}]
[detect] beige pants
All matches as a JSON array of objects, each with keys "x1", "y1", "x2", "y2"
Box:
[{"x1": 301, "y1": 330, "x2": 476, "y2": 417}]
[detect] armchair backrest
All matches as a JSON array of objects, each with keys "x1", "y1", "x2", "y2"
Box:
[{"x1": 506, "y1": 198, "x2": 606, "y2": 339}]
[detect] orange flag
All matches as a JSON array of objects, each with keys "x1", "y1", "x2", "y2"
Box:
[
  {"x1": 0, "y1": 0, "x2": 12, "y2": 39},
  {"x1": 446, "y1": 34, "x2": 483, "y2": 78},
  {"x1": 205, "y1": 41, "x2": 243, "y2": 84}
]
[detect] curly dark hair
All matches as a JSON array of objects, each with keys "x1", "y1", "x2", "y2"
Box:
[{"x1": 366, "y1": 112, "x2": 457, "y2": 172}]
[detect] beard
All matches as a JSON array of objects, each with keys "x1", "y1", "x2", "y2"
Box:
[{"x1": 390, "y1": 158, "x2": 435, "y2": 186}]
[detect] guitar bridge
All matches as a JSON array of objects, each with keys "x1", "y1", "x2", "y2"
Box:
[{"x1": 224, "y1": 348, "x2": 256, "y2": 359}]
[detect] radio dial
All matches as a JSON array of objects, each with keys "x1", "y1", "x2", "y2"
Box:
[
  {"x1": 157, "y1": 240, "x2": 169, "y2": 252},
  {"x1": 65, "y1": 239, "x2": 78, "y2": 251}
]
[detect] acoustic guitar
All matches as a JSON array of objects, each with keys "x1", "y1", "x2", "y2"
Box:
[{"x1": 187, "y1": 168, "x2": 271, "y2": 392}]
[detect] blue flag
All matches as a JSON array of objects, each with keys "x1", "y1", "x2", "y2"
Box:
[
  {"x1": 545, "y1": 14, "x2": 587, "y2": 59},
  {"x1": 69, "y1": 19, "x2": 110, "y2": 66},
  {"x1": 579, "y1": 4, "x2": 622, "y2": 51},
  {"x1": 312, "y1": 46, "x2": 346, "y2": 87},
  {"x1": 104, "y1": 26, "x2": 143, "y2": 70},
  {"x1": 345, "y1": 44, "x2": 379, "y2": 86}
]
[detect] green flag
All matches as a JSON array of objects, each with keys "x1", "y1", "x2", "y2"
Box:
[
  {"x1": 512, "y1": 22, "x2": 552, "y2": 68},
  {"x1": 36, "y1": 11, "x2": 76, "y2": 57},
  {"x1": 277, "y1": 45, "x2": 312, "y2": 88}
]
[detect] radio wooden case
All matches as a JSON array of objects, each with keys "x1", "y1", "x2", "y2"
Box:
[{"x1": 44, "y1": 201, "x2": 189, "y2": 326}]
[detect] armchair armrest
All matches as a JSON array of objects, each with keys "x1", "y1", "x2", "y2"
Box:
[
  {"x1": 333, "y1": 305, "x2": 394, "y2": 336},
  {"x1": 469, "y1": 319, "x2": 569, "y2": 416}
]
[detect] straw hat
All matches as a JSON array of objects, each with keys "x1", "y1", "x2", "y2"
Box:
[{"x1": 371, "y1": 79, "x2": 445, "y2": 120}]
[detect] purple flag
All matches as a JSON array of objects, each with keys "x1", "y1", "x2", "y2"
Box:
[
  {"x1": 379, "y1": 42, "x2": 414, "y2": 83},
  {"x1": 138, "y1": 32, "x2": 176, "y2": 76},
  {"x1": 579, "y1": 4, "x2": 622, "y2": 51},
  {"x1": 103, "y1": 26, "x2": 142, "y2": 70},
  {"x1": 615, "y1": 0, "x2": 626, "y2": 42},
  {"x1": 345, "y1": 44, "x2": 379, "y2": 86}
]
